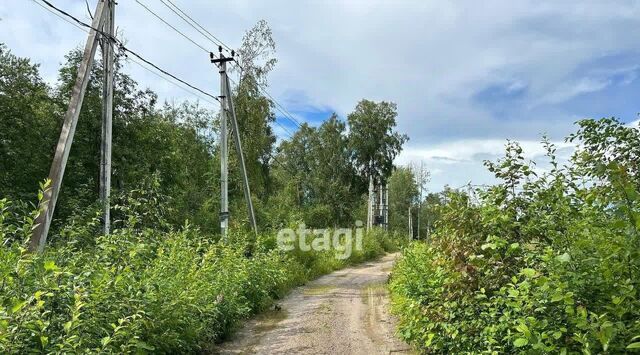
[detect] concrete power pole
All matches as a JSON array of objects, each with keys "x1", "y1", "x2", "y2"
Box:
[
  {"x1": 384, "y1": 183, "x2": 389, "y2": 230},
  {"x1": 378, "y1": 183, "x2": 383, "y2": 227},
  {"x1": 212, "y1": 48, "x2": 258, "y2": 239},
  {"x1": 416, "y1": 161, "x2": 425, "y2": 240},
  {"x1": 99, "y1": 0, "x2": 115, "y2": 236},
  {"x1": 216, "y1": 52, "x2": 230, "y2": 240},
  {"x1": 30, "y1": 0, "x2": 109, "y2": 252},
  {"x1": 367, "y1": 166, "x2": 374, "y2": 230},
  {"x1": 408, "y1": 206, "x2": 413, "y2": 239}
]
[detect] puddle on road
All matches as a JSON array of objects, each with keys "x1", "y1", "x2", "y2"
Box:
[{"x1": 253, "y1": 308, "x2": 288, "y2": 333}]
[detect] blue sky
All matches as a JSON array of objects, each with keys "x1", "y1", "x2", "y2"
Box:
[{"x1": 2, "y1": 0, "x2": 640, "y2": 192}]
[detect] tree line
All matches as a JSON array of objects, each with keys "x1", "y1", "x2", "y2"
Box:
[{"x1": 0, "y1": 21, "x2": 409, "y2": 239}]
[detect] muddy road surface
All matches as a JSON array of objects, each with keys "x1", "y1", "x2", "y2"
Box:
[{"x1": 211, "y1": 253, "x2": 412, "y2": 354}]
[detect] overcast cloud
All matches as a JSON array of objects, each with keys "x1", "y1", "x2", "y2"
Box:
[{"x1": 2, "y1": 0, "x2": 639, "y2": 192}]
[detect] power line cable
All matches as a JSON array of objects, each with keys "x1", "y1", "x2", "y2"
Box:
[
  {"x1": 268, "y1": 152, "x2": 298, "y2": 176},
  {"x1": 272, "y1": 119, "x2": 295, "y2": 138},
  {"x1": 229, "y1": 64, "x2": 304, "y2": 129},
  {"x1": 159, "y1": 0, "x2": 231, "y2": 52},
  {"x1": 134, "y1": 0, "x2": 209, "y2": 53},
  {"x1": 147, "y1": 2, "x2": 304, "y2": 130},
  {"x1": 41, "y1": 0, "x2": 220, "y2": 102},
  {"x1": 227, "y1": 75, "x2": 301, "y2": 134},
  {"x1": 224, "y1": 76, "x2": 294, "y2": 139},
  {"x1": 42, "y1": 0, "x2": 301, "y2": 139},
  {"x1": 128, "y1": 6, "x2": 295, "y2": 168},
  {"x1": 127, "y1": 55, "x2": 219, "y2": 106},
  {"x1": 163, "y1": 0, "x2": 233, "y2": 52},
  {"x1": 35, "y1": 0, "x2": 297, "y2": 178},
  {"x1": 37, "y1": 0, "x2": 221, "y2": 105},
  {"x1": 31, "y1": 0, "x2": 89, "y2": 33}
]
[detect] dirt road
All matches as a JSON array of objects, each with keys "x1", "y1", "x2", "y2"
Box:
[{"x1": 211, "y1": 253, "x2": 412, "y2": 354}]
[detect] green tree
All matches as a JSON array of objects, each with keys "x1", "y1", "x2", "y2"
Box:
[
  {"x1": 347, "y1": 99, "x2": 408, "y2": 187},
  {"x1": 388, "y1": 166, "x2": 419, "y2": 234},
  {"x1": 0, "y1": 44, "x2": 58, "y2": 201},
  {"x1": 272, "y1": 115, "x2": 360, "y2": 227}
]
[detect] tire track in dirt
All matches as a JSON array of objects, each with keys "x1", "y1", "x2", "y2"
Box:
[{"x1": 209, "y1": 253, "x2": 413, "y2": 354}]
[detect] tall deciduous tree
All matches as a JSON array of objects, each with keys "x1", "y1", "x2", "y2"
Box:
[
  {"x1": 388, "y1": 166, "x2": 419, "y2": 234},
  {"x1": 0, "y1": 44, "x2": 57, "y2": 201},
  {"x1": 347, "y1": 99, "x2": 408, "y2": 186},
  {"x1": 230, "y1": 20, "x2": 277, "y2": 206},
  {"x1": 273, "y1": 114, "x2": 360, "y2": 227}
]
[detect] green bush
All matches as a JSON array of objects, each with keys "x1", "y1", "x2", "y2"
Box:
[
  {"x1": 390, "y1": 119, "x2": 640, "y2": 354},
  {"x1": 0, "y1": 187, "x2": 399, "y2": 353}
]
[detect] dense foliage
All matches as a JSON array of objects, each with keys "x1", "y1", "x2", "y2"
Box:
[
  {"x1": 390, "y1": 119, "x2": 640, "y2": 353},
  {"x1": 0, "y1": 185, "x2": 398, "y2": 353},
  {"x1": 0, "y1": 18, "x2": 410, "y2": 353}
]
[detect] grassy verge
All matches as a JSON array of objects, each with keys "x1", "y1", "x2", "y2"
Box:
[{"x1": 0, "y1": 197, "x2": 399, "y2": 353}]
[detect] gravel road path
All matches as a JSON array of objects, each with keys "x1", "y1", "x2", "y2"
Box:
[{"x1": 210, "y1": 253, "x2": 412, "y2": 354}]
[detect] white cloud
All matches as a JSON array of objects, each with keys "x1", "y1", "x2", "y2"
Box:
[
  {"x1": 537, "y1": 77, "x2": 611, "y2": 105},
  {"x1": 396, "y1": 138, "x2": 575, "y2": 191},
  {"x1": 1, "y1": 0, "x2": 637, "y2": 192}
]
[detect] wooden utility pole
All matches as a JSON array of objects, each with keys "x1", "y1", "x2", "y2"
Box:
[
  {"x1": 99, "y1": 0, "x2": 115, "y2": 235},
  {"x1": 211, "y1": 47, "x2": 258, "y2": 238},
  {"x1": 30, "y1": 0, "x2": 108, "y2": 252}
]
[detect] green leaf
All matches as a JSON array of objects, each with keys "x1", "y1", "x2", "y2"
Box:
[
  {"x1": 514, "y1": 338, "x2": 528, "y2": 347},
  {"x1": 556, "y1": 253, "x2": 571, "y2": 263},
  {"x1": 627, "y1": 342, "x2": 640, "y2": 349},
  {"x1": 11, "y1": 300, "x2": 27, "y2": 314},
  {"x1": 134, "y1": 340, "x2": 156, "y2": 350},
  {"x1": 101, "y1": 336, "x2": 111, "y2": 347},
  {"x1": 481, "y1": 243, "x2": 496, "y2": 250},
  {"x1": 521, "y1": 268, "x2": 536, "y2": 278},
  {"x1": 44, "y1": 260, "x2": 57, "y2": 271}
]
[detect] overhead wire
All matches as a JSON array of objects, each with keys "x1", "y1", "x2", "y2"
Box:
[
  {"x1": 127, "y1": 55, "x2": 219, "y2": 107},
  {"x1": 158, "y1": 0, "x2": 230, "y2": 52},
  {"x1": 31, "y1": 0, "x2": 89, "y2": 33},
  {"x1": 36, "y1": 0, "x2": 221, "y2": 105},
  {"x1": 38, "y1": 0, "x2": 302, "y2": 142},
  {"x1": 35, "y1": 0, "x2": 301, "y2": 178},
  {"x1": 134, "y1": 0, "x2": 209, "y2": 53},
  {"x1": 131, "y1": 0, "x2": 299, "y2": 136},
  {"x1": 228, "y1": 62, "x2": 304, "y2": 129},
  {"x1": 148, "y1": 0, "x2": 304, "y2": 130},
  {"x1": 226, "y1": 75, "x2": 295, "y2": 138}
]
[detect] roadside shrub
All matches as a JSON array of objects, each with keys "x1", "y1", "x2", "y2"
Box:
[
  {"x1": 390, "y1": 119, "x2": 640, "y2": 353},
  {"x1": 0, "y1": 184, "x2": 400, "y2": 353}
]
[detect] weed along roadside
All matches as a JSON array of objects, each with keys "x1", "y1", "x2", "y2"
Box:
[{"x1": 0, "y1": 204, "x2": 403, "y2": 353}]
